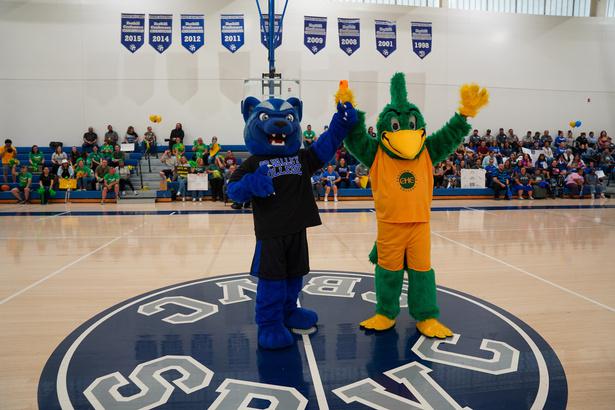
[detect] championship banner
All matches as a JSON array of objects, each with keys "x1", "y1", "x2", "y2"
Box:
[
  {"x1": 411, "y1": 21, "x2": 432, "y2": 59},
  {"x1": 149, "y1": 14, "x2": 173, "y2": 54},
  {"x1": 180, "y1": 14, "x2": 204, "y2": 53},
  {"x1": 220, "y1": 14, "x2": 245, "y2": 53},
  {"x1": 338, "y1": 18, "x2": 360, "y2": 56},
  {"x1": 304, "y1": 16, "x2": 327, "y2": 55},
  {"x1": 375, "y1": 20, "x2": 396, "y2": 58},
  {"x1": 120, "y1": 14, "x2": 145, "y2": 53},
  {"x1": 260, "y1": 14, "x2": 283, "y2": 49}
]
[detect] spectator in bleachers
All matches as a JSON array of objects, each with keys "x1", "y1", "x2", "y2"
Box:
[
  {"x1": 535, "y1": 153, "x2": 549, "y2": 171},
  {"x1": 190, "y1": 157, "x2": 206, "y2": 202},
  {"x1": 69, "y1": 146, "x2": 82, "y2": 165},
  {"x1": 320, "y1": 125, "x2": 329, "y2": 139},
  {"x1": 1, "y1": 139, "x2": 17, "y2": 183},
  {"x1": 100, "y1": 140, "x2": 114, "y2": 161},
  {"x1": 554, "y1": 130, "x2": 566, "y2": 147},
  {"x1": 575, "y1": 132, "x2": 589, "y2": 152},
  {"x1": 208, "y1": 136, "x2": 221, "y2": 163},
  {"x1": 57, "y1": 159, "x2": 74, "y2": 181},
  {"x1": 433, "y1": 163, "x2": 445, "y2": 188},
  {"x1": 74, "y1": 159, "x2": 93, "y2": 191},
  {"x1": 588, "y1": 131, "x2": 597, "y2": 148},
  {"x1": 159, "y1": 149, "x2": 178, "y2": 182},
  {"x1": 311, "y1": 168, "x2": 323, "y2": 201},
  {"x1": 585, "y1": 168, "x2": 605, "y2": 199},
  {"x1": 206, "y1": 157, "x2": 224, "y2": 201},
  {"x1": 566, "y1": 130, "x2": 575, "y2": 147},
  {"x1": 321, "y1": 164, "x2": 340, "y2": 202},
  {"x1": 143, "y1": 126, "x2": 157, "y2": 157},
  {"x1": 82, "y1": 127, "x2": 98, "y2": 153},
  {"x1": 481, "y1": 151, "x2": 496, "y2": 168},
  {"x1": 565, "y1": 168, "x2": 584, "y2": 198},
  {"x1": 169, "y1": 123, "x2": 184, "y2": 149},
  {"x1": 104, "y1": 125, "x2": 119, "y2": 146},
  {"x1": 224, "y1": 150, "x2": 237, "y2": 168},
  {"x1": 101, "y1": 166, "x2": 120, "y2": 204},
  {"x1": 354, "y1": 162, "x2": 370, "y2": 189},
  {"x1": 94, "y1": 159, "x2": 110, "y2": 190},
  {"x1": 496, "y1": 128, "x2": 507, "y2": 146},
  {"x1": 367, "y1": 126, "x2": 376, "y2": 138},
  {"x1": 507, "y1": 129, "x2": 519, "y2": 145},
  {"x1": 110, "y1": 144, "x2": 125, "y2": 167},
  {"x1": 303, "y1": 124, "x2": 316, "y2": 148},
  {"x1": 542, "y1": 141, "x2": 554, "y2": 161},
  {"x1": 513, "y1": 167, "x2": 534, "y2": 199},
  {"x1": 468, "y1": 129, "x2": 480, "y2": 145},
  {"x1": 38, "y1": 166, "x2": 55, "y2": 205},
  {"x1": 117, "y1": 161, "x2": 137, "y2": 197},
  {"x1": 123, "y1": 126, "x2": 139, "y2": 151},
  {"x1": 483, "y1": 129, "x2": 493, "y2": 144},
  {"x1": 11, "y1": 165, "x2": 32, "y2": 204},
  {"x1": 29, "y1": 145, "x2": 44, "y2": 173},
  {"x1": 51, "y1": 145, "x2": 67, "y2": 175},
  {"x1": 335, "y1": 158, "x2": 351, "y2": 189},
  {"x1": 598, "y1": 131, "x2": 610, "y2": 150},
  {"x1": 549, "y1": 168, "x2": 565, "y2": 198},
  {"x1": 175, "y1": 156, "x2": 191, "y2": 201},
  {"x1": 172, "y1": 138, "x2": 185, "y2": 157},
  {"x1": 443, "y1": 160, "x2": 459, "y2": 188},
  {"x1": 476, "y1": 140, "x2": 489, "y2": 156},
  {"x1": 492, "y1": 163, "x2": 511, "y2": 200},
  {"x1": 192, "y1": 137, "x2": 208, "y2": 162},
  {"x1": 87, "y1": 145, "x2": 102, "y2": 170},
  {"x1": 540, "y1": 130, "x2": 553, "y2": 146}
]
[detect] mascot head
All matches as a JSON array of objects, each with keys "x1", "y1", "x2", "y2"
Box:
[
  {"x1": 377, "y1": 72, "x2": 427, "y2": 160},
  {"x1": 241, "y1": 97, "x2": 303, "y2": 156}
]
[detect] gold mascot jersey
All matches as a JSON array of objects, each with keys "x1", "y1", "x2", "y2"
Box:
[{"x1": 370, "y1": 147, "x2": 433, "y2": 223}]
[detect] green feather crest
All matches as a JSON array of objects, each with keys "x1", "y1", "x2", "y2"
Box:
[{"x1": 390, "y1": 72, "x2": 408, "y2": 106}]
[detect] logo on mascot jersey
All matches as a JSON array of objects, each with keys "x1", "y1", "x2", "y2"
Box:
[
  {"x1": 398, "y1": 170, "x2": 416, "y2": 191},
  {"x1": 38, "y1": 271, "x2": 567, "y2": 409}
]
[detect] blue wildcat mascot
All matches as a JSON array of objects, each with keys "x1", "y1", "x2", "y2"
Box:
[{"x1": 228, "y1": 93, "x2": 357, "y2": 349}]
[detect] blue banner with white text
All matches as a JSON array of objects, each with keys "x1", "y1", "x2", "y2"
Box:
[
  {"x1": 220, "y1": 14, "x2": 245, "y2": 53},
  {"x1": 304, "y1": 16, "x2": 327, "y2": 55},
  {"x1": 338, "y1": 18, "x2": 360, "y2": 56},
  {"x1": 411, "y1": 21, "x2": 432, "y2": 59},
  {"x1": 180, "y1": 14, "x2": 204, "y2": 53},
  {"x1": 375, "y1": 20, "x2": 396, "y2": 58},
  {"x1": 260, "y1": 14, "x2": 283, "y2": 49},
  {"x1": 149, "y1": 14, "x2": 173, "y2": 54},
  {"x1": 121, "y1": 14, "x2": 145, "y2": 53}
]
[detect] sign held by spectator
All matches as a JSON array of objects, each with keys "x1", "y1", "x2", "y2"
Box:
[
  {"x1": 461, "y1": 169, "x2": 486, "y2": 188},
  {"x1": 188, "y1": 174, "x2": 208, "y2": 191}
]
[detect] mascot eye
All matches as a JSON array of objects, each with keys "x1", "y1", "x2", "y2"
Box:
[
  {"x1": 391, "y1": 117, "x2": 400, "y2": 131},
  {"x1": 259, "y1": 113, "x2": 269, "y2": 121},
  {"x1": 286, "y1": 114, "x2": 294, "y2": 122},
  {"x1": 409, "y1": 115, "x2": 417, "y2": 130}
]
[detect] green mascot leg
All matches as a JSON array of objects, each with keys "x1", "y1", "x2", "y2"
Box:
[
  {"x1": 408, "y1": 268, "x2": 453, "y2": 339},
  {"x1": 360, "y1": 264, "x2": 403, "y2": 331}
]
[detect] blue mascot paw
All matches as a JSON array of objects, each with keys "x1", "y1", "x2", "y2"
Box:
[
  {"x1": 333, "y1": 102, "x2": 358, "y2": 130},
  {"x1": 258, "y1": 323, "x2": 294, "y2": 349},
  {"x1": 247, "y1": 165, "x2": 274, "y2": 198},
  {"x1": 285, "y1": 307, "x2": 318, "y2": 330}
]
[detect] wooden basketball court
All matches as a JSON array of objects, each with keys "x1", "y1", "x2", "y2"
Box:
[{"x1": 1, "y1": 199, "x2": 614, "y2": 409}]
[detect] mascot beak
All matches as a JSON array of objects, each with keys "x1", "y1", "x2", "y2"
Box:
[{"x1": 381, "y1": 129, "x2": 426, "y2": 159}]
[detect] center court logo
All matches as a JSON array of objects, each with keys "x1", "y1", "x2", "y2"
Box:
[{"x1": 38, "y1": 271, "x2": 567, "y2": 409}]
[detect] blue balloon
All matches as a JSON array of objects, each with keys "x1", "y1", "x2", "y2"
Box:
[{"x1": 575, "y1": 120, "x2": 582, "y2": 127}]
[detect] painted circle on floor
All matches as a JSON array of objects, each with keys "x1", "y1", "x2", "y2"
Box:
[{"x1": 38, "y1": 271, "x2": 567, "y2": 409}]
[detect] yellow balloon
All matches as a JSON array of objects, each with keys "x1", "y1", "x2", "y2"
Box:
[
  {"x1": 149, "y1": 115, "x2": 157, "y2": 123},
  {"x1": 156, "y1": 115, "x2": 162, "y2": 123},
  {"x1": 569, "y1": 121, "x2": 576, "y2": 128}
]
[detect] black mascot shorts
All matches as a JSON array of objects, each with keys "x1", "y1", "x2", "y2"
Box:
[{"x1": 250, "y1": 229, "x2": 310, "y2": 280}]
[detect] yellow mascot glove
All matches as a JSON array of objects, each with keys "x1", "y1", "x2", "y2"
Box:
[{"x1": 458, "y1": 83, "x2": 489, "y2": 118}]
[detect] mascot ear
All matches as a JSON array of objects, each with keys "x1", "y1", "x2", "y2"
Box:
[
  {"x1": 241, "y1": 97, "x2": 261, "y2": 122},
  {"x1": 286, "y1": 97, "x2": 303, "y2": 122}
]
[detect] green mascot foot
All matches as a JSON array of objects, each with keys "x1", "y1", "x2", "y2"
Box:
[
  {"x1": 408, "y1": 268, "x2": 452, "y2": 338},
  {"x1": 360, "y1": 264, "x2": 403, "y2": 331}
]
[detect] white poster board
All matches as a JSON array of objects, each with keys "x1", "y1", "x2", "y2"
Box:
[
  {"x1": 596, "y1": 170, "x2": 606, "y2": 179},
  {"x1": 120, "y1": 143, "x2": 135, "y2": 152},
  {"x1": 521, "y1": 147, "x2": 544, "y2": 164},
  {"x1": 460, "y1": 169, "x2": 486, "y2": 188},
  {"x1": 187, "y1": 174, "x2": 208, "y2": 191}
]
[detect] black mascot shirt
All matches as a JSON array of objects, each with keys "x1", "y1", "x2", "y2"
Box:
[{"x1": 230, "y1": 149, "x2": 324, "y2": 240}]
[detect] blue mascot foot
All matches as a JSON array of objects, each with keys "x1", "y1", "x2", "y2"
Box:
[
  {"x1": 258, "y1": 323, "x2": 294, "y2": 350},
  {"x1": 285, "y1": 307, "x2": 318, "y2": 330}
]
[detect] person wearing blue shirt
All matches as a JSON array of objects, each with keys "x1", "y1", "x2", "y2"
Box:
[
  {"x1": 321, "y1": 164, "x2": 340, "y2": 202},
  {"x1": 484, "y1": 159, "x2": 498, "y2": 187},
  {"x1": 492, "y1": 163, "x2": 511, "y2": 200}
]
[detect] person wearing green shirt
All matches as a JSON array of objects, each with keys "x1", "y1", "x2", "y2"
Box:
[
  {"x1": 11, "y1": 165, "x2": 32, "y2": 204},
  {"x1": 189, "y1": 157, "x2": 207, "y2": 202},
  {"x1": 101, "y1": 166, "x2": 120, "y2": 204},
  {"x1": 192, "y1": 137, "x2": 208, "y2": 161},
  {"x1": 172, "y1": 142, "x2": 185, "y2": 156},
  {"x1": 303, "y1": 124, "x2": 317, "y2": 148},
  {"x1": 87, "y1": 145, "x2": 102, "y2": 170},
  {"x1": 206, "y1": 162, "x2": 224, "y2": 201},
  {"x1": 110, "y1": 144, "x2": 125, "y2": 167},
  {"x1": 29, "y1": 145, "x2": 44, "y2": 173},
  {"x1": 100, "y1": 143, "x2": 114, "y2": 160},
  {"x1": 74, "y1": 159, "x2": 93, "y2": 191}
]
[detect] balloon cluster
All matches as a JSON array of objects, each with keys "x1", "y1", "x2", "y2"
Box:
[
  {"x1": 149, "y1": 115, "x2": 162, "y2": 123},
  {"x1": 569, "y1": 120, "x2": 582, "y2": 128}
]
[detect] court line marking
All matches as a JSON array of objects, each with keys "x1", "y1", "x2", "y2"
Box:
[
  {"x1": 34, "y1": 210, "x2": 71, "y2": 221},
  {"x1": 0, "y1": 222, "x2": 145, "y2": 306},
  {"x1": 463, "y1": 206, "x2": 498, "y2": 216},
  {"x1": 432, "y1": 231, "x2": 615, "y2": 313},
  {"x1": 297, "y1": 301, "x2": 329, "y2": 410}
]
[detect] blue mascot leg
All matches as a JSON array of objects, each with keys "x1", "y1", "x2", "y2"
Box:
[
  {"x1": 283, "y1": 277, "x2": 318, "y2": 329},
  {"x1": 256, "y1": 278, "x2": 294, "y2": 349}
]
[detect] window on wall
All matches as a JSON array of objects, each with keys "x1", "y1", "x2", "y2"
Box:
[
  {"x1": 336, "y1": 0, "x2": 439, "y2": 6},
  {"x1": 448, "y1": 0, "x2": 590, "y2": 15},
  {"x1": 607, "y1": 0, "x2": 615, "y2": 17}
]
